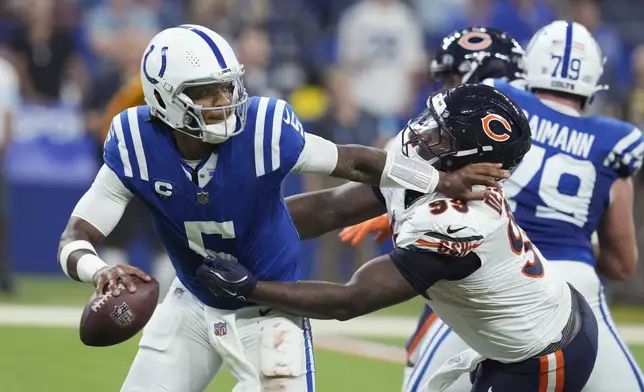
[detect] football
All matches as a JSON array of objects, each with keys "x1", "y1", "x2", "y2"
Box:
[{"x1": 79, "y1": 276, "x2": 159, "y2": 347}]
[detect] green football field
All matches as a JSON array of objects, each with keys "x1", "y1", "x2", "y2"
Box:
[
  {"x1": 1, "y1": 276, "x2": 644, "y2": 391},
  {"x1": 0, "y1": 326, "x2": 408, "y2": 392}
]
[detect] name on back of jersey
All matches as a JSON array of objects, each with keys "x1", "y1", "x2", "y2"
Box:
[
  {"x1": 523, "y1": 109, "x2": 594, "y2": 159},
  {"x1": 496, "y1": 79, "x2": 644, "y2": 176}
]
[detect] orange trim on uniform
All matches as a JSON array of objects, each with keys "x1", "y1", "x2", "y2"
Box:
[
  {"x1": 538, "y1": 349, "x2": 565, "y2": 392},
  {"x1": 538, "y1": 355, "x2": 549, "y2": 392},
  {"x1": 416, "y1": 239, "x2": 441, "y2": 248},
  {"x1": 554, "y1": 350, "x2": 565, "y2": 392},
  {"x1": 406, "y1": 313, "x2": 438, "y2": 358}
]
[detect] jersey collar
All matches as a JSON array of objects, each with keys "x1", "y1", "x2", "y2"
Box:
[
  {"x1": 180, "y1": 153, "x2": 219, "y2": 188},
  {"x1": 539, "y1": 99, "x2": 581, "y2": 117}
]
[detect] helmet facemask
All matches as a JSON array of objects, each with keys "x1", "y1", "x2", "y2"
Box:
[
  {"x1": 175, "y1": 74, "x2": 249, "y2": 144},
  {"x1": 402, "y1": 106, "x2": 458, "y2": 168}
]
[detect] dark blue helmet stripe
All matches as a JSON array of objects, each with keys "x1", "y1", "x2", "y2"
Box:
[{"x1": 179, "y1": 25, "x2": 228, "y2": 70}]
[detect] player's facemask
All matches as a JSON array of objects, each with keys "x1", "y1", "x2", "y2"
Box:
[
  {"x1": 402, "y1": 107, "x2": 457, "y2": 168},
  {"x1": 176, "y1": 77, "x2": 249, "y2": 144}
]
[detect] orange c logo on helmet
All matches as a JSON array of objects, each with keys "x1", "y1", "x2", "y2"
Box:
[
  {"x1": 481, "y1": 114, "x2": 512, "y2": 142},
  {"x1": 457, "y1": 32, "x2": 493, "y2": 51}
]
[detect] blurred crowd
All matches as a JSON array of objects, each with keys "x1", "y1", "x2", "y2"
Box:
[
  {"x1": 4, "y1": 0, "x2": 644, "y2": 141},
  {"x1": 2, "y1": 0, "x2": 644, "y2": 299}
]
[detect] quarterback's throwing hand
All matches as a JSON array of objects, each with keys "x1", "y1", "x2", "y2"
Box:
[
  {"x1": 197, "y1": 256, "x2": 257, "y2": 300},
  {"x1": 93, "y1": 265, "x2": 152, "y2": 296}
]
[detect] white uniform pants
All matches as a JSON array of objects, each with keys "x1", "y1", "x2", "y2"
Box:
[
  {"x1": 120, "y1": 278, "x2": 316, "y2": 392},
  {"x1": 402, "y1": 261, "x2": 644, "y2": 392}
]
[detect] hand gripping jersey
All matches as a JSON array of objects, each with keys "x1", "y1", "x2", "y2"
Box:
[
  {"x1": 103, "y1": 97, "x2": 306, "y2": 309},
  {"x1": 490, "y1": 79, "x2": 644, "y2": 265}
]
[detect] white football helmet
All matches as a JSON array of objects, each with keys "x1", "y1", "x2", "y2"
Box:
[
  {"x1": 524, "y1": 21, "x2": 607, "y2": 104},
  {"x1": 141, "y1": 24, "x2": 248, "y2": 144}
]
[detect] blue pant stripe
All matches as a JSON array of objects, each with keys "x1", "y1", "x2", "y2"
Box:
[{"x1": 409, "y1": 323, "x2": 452, "y2": 391}]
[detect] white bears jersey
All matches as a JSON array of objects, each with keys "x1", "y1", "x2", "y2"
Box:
[{"x1": 383, "y1": 129, "x2": 572, "y2": 363}]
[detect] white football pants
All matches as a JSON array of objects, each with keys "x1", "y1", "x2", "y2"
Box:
[
  {"x1": 402, "y1": 261, "x2": 644, "y2": 392},
  {"x1": 120, "y1": 278, "x2": 316, "y2": 392}
]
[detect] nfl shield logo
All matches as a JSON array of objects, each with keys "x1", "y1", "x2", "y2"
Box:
[
  {"x1": 214, "y1": 322, "x2": 227, "y2": 336},
  {"x1": 173, "y1": 287, "x2": 184, "y2": 299},
  {"x1": 197, "y1": 191, "x2": 209, "y2": 205},
  {"x1": 110, "y1": 302, "x2": 136, "y2": 328}
]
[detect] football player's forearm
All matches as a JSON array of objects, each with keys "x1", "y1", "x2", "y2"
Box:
[
  {"x1": 595, "y1": 248, "x2": 637, "y2": 280},
  {"x1": 286, "y1": 189, "x2": 341, "y2": 239},
  {"x1": 251, "y1": 281, "x2": 362, "y2": 321},
  {"x1": 250, "y1": 255, "x2": 414, "y2": 321},
  {"x1": 58, "y1": 218, "x2": 105, "y2": 282},
  {"x1": 332, "y1": 145, "x2": 387, "y2": 185},
  {"x1": 596, "y1": 178, "x2": 638, "y2": 280},
  {"x1": 286, "y1": 183, "x2": 386, "y2": 240}
]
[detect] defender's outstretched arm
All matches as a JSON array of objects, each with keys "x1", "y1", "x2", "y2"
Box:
[
  {"x1": 247, "y1": 248, "x2": 480, "y2": 320},
  {"x1": 251, "y1": 254, "x2": 416, "y2": 320}
]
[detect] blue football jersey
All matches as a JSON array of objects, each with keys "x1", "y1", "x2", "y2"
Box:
[
  {"x1": 491, "y1": 79, "x2": 644, "y2": 266},
  {"x1": 103, "y1": 97, "x2": 307, "y2": 309}
]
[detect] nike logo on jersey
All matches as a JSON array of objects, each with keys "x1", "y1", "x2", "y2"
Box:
[
  {"x1": 259, "y1": 308, "x2": 272, "y2": 317},
  {"x1": 446, "y1": 226, "x2": 466, "y2": 234}
]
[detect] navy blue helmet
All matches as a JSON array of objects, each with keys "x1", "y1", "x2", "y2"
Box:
[{"x1": 431, "y1": 27, "x2": 526, "y2": 86}]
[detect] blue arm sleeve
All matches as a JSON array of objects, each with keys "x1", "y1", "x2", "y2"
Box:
[{"x1": 278, "y1": 101, "x2": 306, "y2": 176}]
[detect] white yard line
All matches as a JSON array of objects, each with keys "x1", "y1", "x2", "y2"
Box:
[
  {"x1": 0, "y1": 304, "x2": 411, "y2": 364},
  {"x1": 313, "y1": 335, "x2": 407, "y2": 364},
  {"x1": 0, "y1": 304, "x2": 422, "y2": 334},
  {"x1": 2, "y1": 304, "x2": 644, "y2": 365}
]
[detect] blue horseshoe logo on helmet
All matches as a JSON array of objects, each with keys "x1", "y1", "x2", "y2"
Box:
[{"x1": 143, "y1": 45, "x2": 168, "y2": 85}]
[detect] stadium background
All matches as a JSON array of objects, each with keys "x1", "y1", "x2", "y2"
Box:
[{"x1": 1, "y1": 0, "x2": 644, "y2": 390}]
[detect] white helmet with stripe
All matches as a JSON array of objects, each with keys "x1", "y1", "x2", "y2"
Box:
[
  {"x1": 524, "y1": 21, "x2": 607, "y2": 101},
  {"x1": 141, "y1": 24, "x2": 248, "y2": 144}
]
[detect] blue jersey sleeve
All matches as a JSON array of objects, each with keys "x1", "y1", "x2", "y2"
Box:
[
  {"x1": 278, "y1": 101, "x2": 306, "y2": 175},
  {"x1": 103, "y1": 108, "x2": 150, "y2": 186},
  {"x1": 251, "y1": 97, "x2": 305, "y2": 177},
  {"x1": 603, "y1": 125, "x2": 644, "y2": 178}
]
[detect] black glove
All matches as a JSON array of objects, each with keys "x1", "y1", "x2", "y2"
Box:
[{"x1": 196, "y1": 255, "x2": 257, "y2": 300}]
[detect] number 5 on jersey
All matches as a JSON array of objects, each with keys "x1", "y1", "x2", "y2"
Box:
[{"x1": 185, "y1": 221, "x2": 237, "y2": 261}]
